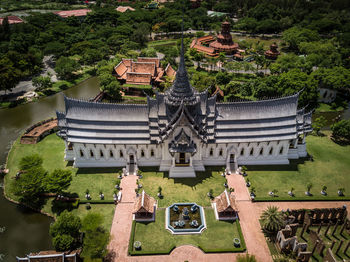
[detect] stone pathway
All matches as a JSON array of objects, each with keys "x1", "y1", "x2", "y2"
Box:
[{"x1": 108, "y1": 172, "x2": 350, "y2": 262}]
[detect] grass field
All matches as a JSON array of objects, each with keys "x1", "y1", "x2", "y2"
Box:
[
  {"x1": 5, "y1": 134, "x2": 117, "y2": 230},
  {"x1": 138, "y1": 167, "x2": 227, "y2": 208},
  {"x1": 248, "y1": 132, "x2": 350, "y2": 201},
  {"x1": 129, "y1": 209, "x2": 245, "y2": 255}
]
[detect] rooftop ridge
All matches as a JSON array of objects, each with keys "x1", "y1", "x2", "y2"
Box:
[
  {"x1": 64, "y1": 95, "x2": 148, "y2": 108},
  {"x1": 132, "y1": 61, "x2": 156, "y2": 65},
  {"x1": 219, "y1": 92, "x2": 299, "y2": 105}
]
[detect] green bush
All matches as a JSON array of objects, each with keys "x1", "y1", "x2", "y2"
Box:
[
  {"x1": 52, "y1": 234, "x2": 75, "y2": 252},
  {"x1": 50, "y1": 210, "x2": 81, "y2": 251},
  {"x1": 19, "y1": 154, "x2": 43, "y2": 170}
]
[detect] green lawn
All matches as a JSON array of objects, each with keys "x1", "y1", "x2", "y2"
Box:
[
  {"x1": 138, "y1": 167, "x2": 227, "y2": 207},
  {"x1": 129, "y1": 209, "x2": 245, "y2": 255},
  {"x1": 5, "y1": 134, "x2": 117, "y2": 230},
  {"x1": 248, "y1": 133, "x2": 350, "y2": 201}
]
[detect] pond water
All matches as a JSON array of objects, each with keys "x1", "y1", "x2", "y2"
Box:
[{"x1": 0, "y1": 77, "x2": 99, "y2": 261}]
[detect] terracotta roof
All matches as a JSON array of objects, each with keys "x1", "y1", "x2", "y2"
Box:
[
  {"x1": 54, "y1": 9, "x2": 91, "y2": 18},
  {"x1": 116, "y1": 6, "x2": 135, "y2": 12},
  {"x1": 209, "y1": 40, "x2": 239, "y2": 52},
  {"x1": 122, "y1": 58, "x2": 132, "y2": 67},
  {"x1": 131, "y1": 62, "x2": 156, "y2": 76},
  {"x1": 126, "y1": 73, "x2": 152, "y2": 84},
  {"x1": 0, "y1": 16, "x2": 24, "y2": 25},
  {"x1": 137, "y1": 57, "x2": 160, "y2": 67},
  {"x1": 214, "y1": 190, "x2": 237, "y2": 213},
  {"x1": 165, "y1": 64, "x2": 176, "y2": 77},
  {"x1": 213, "y1": 85, "x2": 224, "y2": 97},
  {"x1": 133, "y1": 190, "x2": 156, "y2": 214},
  {"x1": 115, "y1": 61, "x2": 128, "y2": 78}
]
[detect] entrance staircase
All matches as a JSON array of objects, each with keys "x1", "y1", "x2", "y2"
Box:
[{"x1": 169, "y1": 166, "x2": 196, "y2": 178}]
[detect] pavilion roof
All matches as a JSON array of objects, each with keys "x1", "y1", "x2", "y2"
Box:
[
  {"x1": 54, "y1": 9, "x2": 91, "y2": 18},
  {"x1": 214, "y1": 190, "x2": 237, "y2": 213},
  {"x1": 116, "y1": 6, "x2": 135, "y2": 13},
  {"x1": 133, "y1": 190, "x2": 156, "y2": 214},
  {"x1": 0, "y1": 16, "x2": 24, "y2": 25}
]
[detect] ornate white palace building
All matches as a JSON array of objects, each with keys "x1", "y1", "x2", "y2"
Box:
[{"x1": 57, "y1": 41, "x2": 312, "y2": 178}]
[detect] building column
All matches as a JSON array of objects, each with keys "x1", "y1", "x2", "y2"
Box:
[
  {"x1": 190, "y1": 156, "x2": 193, "y2": 166},
  {"x1": 172, "y1": 156, "x2": 175, "y2": 167}
]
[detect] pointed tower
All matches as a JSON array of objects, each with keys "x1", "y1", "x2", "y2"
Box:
[{"x1": 165, "y1": 22, "x2": 198, "y2": 109}]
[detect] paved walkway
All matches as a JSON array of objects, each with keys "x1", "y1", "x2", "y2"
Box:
[{"x1": 108, "y1": 173, "x2": 349, "y2": 262}]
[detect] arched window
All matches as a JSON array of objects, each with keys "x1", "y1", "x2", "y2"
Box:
[
  {"x1": 141, "y1": 150, "x2": 145, "y2": 158},
  {"x1": 269, "y1": 147, "x2": 273, "y2": 155},
  {"x1": 90, "y1": 149, "x2": 94, "y2": 158},
  {"x1": 80, "y1": 149, "x2": 84, "y2": 158},
  {"x1": 250, "y1": 148, "x2": 254, "y2": 156},
  {"x1": 150, "y1": 149, "x2": 154, "y2": 157},
  {"x1": 241, "y1": 148, "x2": 244, "y2": 156},
  {"x1": 120, "y1": 150, "x2": 123, "y2": 158},
  {"x1": 219, "y1": 149, "x2": 223, "y2": 156},
  {"x1": 110, "y1": 150, "x2": 114, "y2": 158},
  {"x1": 100, "y1": 150, "x2": 104, "y2": 158},
  {"x1": 209, "y1": 148, "x2": 213, "y2": 156},
  {"x1": 279, "y1": 147, "x2": 284, "y2": 155},
  {"x1": 260, "y1": 148, "x2": 263, "y2": 155}
]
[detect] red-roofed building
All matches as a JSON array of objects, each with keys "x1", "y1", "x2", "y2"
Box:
[
  {"x1": 0, "y1": 16, "x2": 24, "y2": 25},
  {"x1": 54, "y1": 9, "x2": 91, "y2": 18},
  {"x1": 114, "y1": 57, "x2": 176, "y2": 85},
  {"x1": 116, "y1": 6, "x2": 135, "y2": 13},
  {"x1": 190, "y1": 21, "x2": 242, "y2": 57},
  {"x1": 265, "y1": 43, "x2": 281, "y2": 60}
]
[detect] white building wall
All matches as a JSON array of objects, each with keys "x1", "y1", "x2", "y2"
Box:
[{"x1": 65, "y1": 136, "x2": 306, "y2": 169}]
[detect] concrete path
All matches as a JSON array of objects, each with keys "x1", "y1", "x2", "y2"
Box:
[{"x1": 108, "y1": 172, "x2": 349, "y2": 262}]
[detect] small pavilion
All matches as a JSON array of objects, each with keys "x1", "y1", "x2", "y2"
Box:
[
  {"x1": 133, "y1": 190, "x2": 157, "y2": 221},
  {"x1": 0, "y1": 16, "x2": 24, "y2": 25},
  {"x1": 265, "y1": 43, "x2": 281, "y2": 60},
  {"x1": 114, "y1": 57, "x2": 175, "y2": 85},
  {"x1": 212, "y1": 190, "x2": 238, "y2": 220}
]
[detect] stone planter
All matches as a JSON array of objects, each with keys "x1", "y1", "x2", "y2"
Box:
[
  {"x1": 246, "y1": 182, "x2": 251, "y2": 187},
  {"x1": 233, "y1": 238, "x2": 241, "y2": 247},
  {"x1": 338, "y1": 191, "x2": 344, "y2": 196},
  {"x1": 134, "y1": 241, "x2": 141, "y2": 250},
  {"x1": 321, "y1": 191, "x2": 327, "y2": 196},
  {"x1": 288, "y1": 191, "x2": 294, "y2": 197}
]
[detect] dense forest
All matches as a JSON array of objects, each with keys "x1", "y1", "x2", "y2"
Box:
[{"x1": 0, "y1": 0, "x2": 350, "y2": 106}]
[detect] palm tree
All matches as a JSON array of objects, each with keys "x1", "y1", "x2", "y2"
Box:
[
  {"x1": 260, "y1": 206, "x2": 284, "y2": 232},
  {"x1": 237, "y1": 254, "x2": 257, "y2": 262}
]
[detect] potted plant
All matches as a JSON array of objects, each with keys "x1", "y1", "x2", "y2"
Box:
[
  {"x1": 135, "y1": 188, "x2": 139, "y2": 196},
  {"x1": 99, "y1": 190, "x2": 104, "y2": 200},
  {"x1": 85, "y1": 189, "x2": 91, "y2": 200},
  {"x1": 250, "y1": 187, "x2": 256, "y2": 197},
  {"x1": 138, "y1": 170, "x2": 143, "y2": 179},
  {"x1": 223, "y1": 178, "x2": 228, "y2": 188},
  {"x1": 137, "y1": 179, "x2": 142, "y2": 189},
  {"x1": 207, "y1": 188, "x2": 214, "y2": 199},
  {"x1": 305, "y1": 183, "x2": 312, "y2": 196},
  {"x1": 288, "y1": 187, "x2": 294, "y2": 197},
  {"x1": 246, "y1": 178, "x2": 251, "y2": 187},
  {"x1": 241, "y1": 166, "x2": 248, "y2": 176},
  {"x1": 157, "y1": 186, "x2": 162, "y2": 198},
  {"x1": 229, "y1": 187, "x2": 235, "y2": 192},
  {"x1": 221, "y1": 167, "x2": 226, "y2": 177},
  {"x1": 321, "y1": 185, "x2": 327, "y2": 196},
  {"x1": 269, "y1": 189, "x2": 278, "y2": 197},
  {"x1": 86, "y1": 203, "x2": 91, "y2": 210},
  {"x1": 134, "y1": 241, "x2": 142, "y2": 250},
  {"x1": 115, "y1": 179, "x2": 121, "y2": 190},
  {"x1": 117, "y1": 171, "x2": 122, "y2": 179},
  {"x1": 338, "y1": 188, "x2": 345, "y2": 196},
  {"x1": 113, "y1": 189, "x2": 118, "y2": 199}
]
